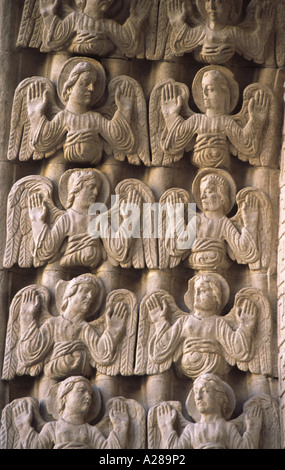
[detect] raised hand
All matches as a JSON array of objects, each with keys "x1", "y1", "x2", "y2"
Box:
[
  {"x1": 130, "y1": 0, "x2": 152, "y2": 20},
  {"x1": 13, "y1": 400, "x2": 33, "y2": 429},
  {"x1": 237, "y1": 298, "x2": 257, "y2": 331},
  {"x1": 167, "y1": 0, "x2": 187, "y2": 29},
  {"x1": 241, "y1": 193, "x2": 259, "y2": 231},
  {"x1": 248, "y1": 89, "x2": 270, "y2": 125},
  {"x1": 109, "y1": 399, "x2": 129, "y2": 429},
  {"x1": 161, "y1": 83, "x2": 183, "y2": 119},
  {"x1": 27, "y1": 81, "x2": 49, "y2": 118},
  {"x1": 157, "y1": 403, "x2": 177, "y2": 429},
  {"x1": 21, "y1": 289, "x2": 41, "y2": 318},
  {"x1": 106, "y1": 301, "x2": 128, "y2": 333},
  {"x1": 28, "y1": 193, "x2": 47, "y2": 223},
  {"x1": 147, "y1": 294, "x2": 168, "y2": 324},
  {"x1": 40, "y1": 0, "x2": 58, "y2": 17},
  {"x1": 244, "y1": 404, "x2": 262, "y2": 434},
  {"x1": 115, "y1": 81, "x2": 134, "y2": 116}
]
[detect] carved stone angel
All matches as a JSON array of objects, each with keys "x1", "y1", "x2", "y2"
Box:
[
  {"x1": 1, "y1": 274, "x2": 138, "y2": 387},
  {"x1": 1, "y1": 376, "x2": 146, "y2": 449},
  {"x1": 166, "y1": 0, "x2": 275, "y2": 65},
  {"x1": 150, "y1": 66, "x2": 275, "y2": 169},
  {"x1": 17, "y1": 0, "x2": 151, "y2": 58},
  {"x1": 160, "y1": 168, "x2": 272, "y2": 273},
  {"x1": 148, "y1": 373, "x2": 280, "y2": 449},
  {"x1": 8, "y1": 56, "x2": 150, "y2": 166},
  {"x1": 134, "y1": 273, "x2": 273, "y2": 381},
  {"x1": 3, "y1": 169, "x2": 146, "y2": 271}
]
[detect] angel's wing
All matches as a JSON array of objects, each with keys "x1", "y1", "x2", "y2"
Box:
[
  {"x1": 149, "y1": 78, "x2": 194, "y2": 166},
  {"x1": 158, "y1": 187, "x2": 193, "y2": 269},
  {"x1": 230, "y1": 187, "x2": 273, "y2": 270},
  {"x1": 99, "y1": 75, "x2": 150, "y2": 166},
  {"x1": 147, "y1": 401, "x2": 190, "y2": 450},
  {"x1": 231, "y1": 395, "x2": 280, "y2": 449},
  {"x1": 92, "y1": 289, "x2": 138, "y2": 376},
  {"x1": 134, "y1": 290, "x2": 187, "y2": 375},
  {"x1": 3, "y1": 175, "x2": 63, "y2": 269},
  {"x1": 232, "y1": 83, "x2": 277, "y2": 167},
  {"x1": 8, "y1": 76, "x2": 61, "y2": 162},
  {"x1": 223, "y1": 287, "x2": 274, "y2": 376},
  {"x1": 2, "y1": 285, "x2": 52, "y2": 381},
  {"x1": 97, "y1": 397, "x2": 146, "y2": 449},
  {"x1": 0, "y1": 397, "x2": 46, "y2": 449},
  {"x1": 16, "y1": 0, "x2": 43, "y2": 50}
]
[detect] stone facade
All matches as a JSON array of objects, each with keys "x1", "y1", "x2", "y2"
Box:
[{"x1": 0, "y1": 0, "x2": 284, "y2": 449}]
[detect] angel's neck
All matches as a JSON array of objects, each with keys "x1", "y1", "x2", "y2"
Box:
[
  {"x1": 84, "y1": 6, "x2": 105, "y2": 19},
  {"x1": 203, "y1": 209, "x2": 225, "y2": 219},
  {"x1": 66, "y1": 101, "x2": 89, "y2": 115}
]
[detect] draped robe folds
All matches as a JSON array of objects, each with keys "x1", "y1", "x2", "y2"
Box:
[
  {"x1": 31, "y1": 109, "x2": 136, "y2": 165},
  {"x1": 149, "y1": 314, "x2": 253, "y2": 379},
  {"x1": 20, "y1": 419, "x2": 122, "y2": 449},
  {"x1": 162, "y1": 113, "x2": 260, "y2": 169},
  {"x1": 169, "y1": 23, "x2": 270, "y2": 64},
  {"x1": 18, "y1": 316, "x2": 118, "y2": 379},
  {"x1": 44, "y1": 11, "x2": 144, "y2": 57},
  {"x1": 165, "y1": 212, "x2": 259, "y2": 273},
  {"x1": 162, "y1": 419, "x2": 257, "y2": 449}
]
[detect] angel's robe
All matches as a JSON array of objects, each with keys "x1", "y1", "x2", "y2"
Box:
[
  {"x1": 169, "y1": 23, "x2": 270, "y2": 64},
  {"x1": 162, "y1": 419, "x2": 257, "y2": 449},
  {"x1": 31, "y1": 107, "x2": 135, "y2": 164},
  {"x1": 165, "y1": 212, "x2": 258, "y2": 273},
  {"x1": 161, "y1": 112, "x2": 260, "y2": 169},
  {"x1": 20, "y1": 419, "x2": 122, "y2": 449},
  {"x1": 149, "y1": 313, "x2": 253, "y2": 379},
  {"x1": 43, "y1": 11, "x2": 143, "y2": 57},
  {"x1": 18, "y1": 315, "x2": 121, "y2": 379}
]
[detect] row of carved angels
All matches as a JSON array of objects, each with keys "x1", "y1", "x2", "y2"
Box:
[
  {"x1": 8, "y1": 57, "x2": 277, "y2": 170},
  {"x1": 3, "y1": 167, "x2": 273, "y2": 274},
  {"x1": 2, "y1": 271, "x2": 275, "y2": 391},
  {"x1": 17, "y1": 0, "x2": 277, "y2": 66},
  {"x1": 0, "y1": 373, "x2": 280, "y2": 449}
]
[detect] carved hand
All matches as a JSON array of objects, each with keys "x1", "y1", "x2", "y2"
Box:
[
  {"x1": 21, "y1": 290, "x2": 41, "y2": 319},
  {"x1": 166, "y1": 192, "x2": 185, "y2": 221},
  {"x1": 244, "y1": 405, "x2": 262, "y2": 435},
  {"x1": 109, "y1": 399, "x2": 129, "y2": 430},
  {"x1": 255, "y1": 0, "x2": 274, "y2": 28},
  {"x1": 147, "y1": 295, "x2": 168, "y2": 324},
  {"x1": 167, "y1": 0, "x2": 187, "y2": 29},
  {"x1": 241, "y1": 194, "x2": 259, "y2": 231},
  {"x1": 13, "y1": 400, "x2": 33, "y2": 429},
  {"x1": 115, "y1": 81, "x2": 134, "y2": 117},
  {"x1": 28, "y1": 193, "x2": 47, "y2": 223},
  {"x1": 39, "y1": 0, "x2": 58, "y2": 18},
  {"x1": 248, "y1": 90, "x2": 270, "y2": 125},
  {"x1": 106, "y1": 302, "x2": 128, "y2": 333},
  {"x1": 120, "y1": 189, "x2": 142, "y2": 220},
  {"x1": 130, "y1": 0, "x2": 152, "y2": 21},
  {"x1": 157, "y1": 403, "x2": 177, "y2": 429},
  {"x1": 27, "y1": 81, "x2": 49, "y2": 119},
  {"x1": 161, "y1": 84, "x2": 183, "y2": 120},
  {"x1": 237, "y1": 299, "x2": 257, "y2": 331}
]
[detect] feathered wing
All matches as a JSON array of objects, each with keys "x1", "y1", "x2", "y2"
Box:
[
  {"x1": 92, "y1": 289, "x2": 138, "y2": 376},
  {"x1": 231, "y1": 395, "x2": 281, "y2": 449},
  {"x1": 3, "y1": 175, "x2": 63, "y2": 269},
  {"x1": 16, "y1": 0, "x2": 43, "y2": 50},
  {"x1": 147, "y1": 401, "x2": 189, "y2": 449},
  {"x1": 149, "y1": 78, "x2": 194, "y2": 166},
  {"x1": 8, "y1": 76, "x2": 61, "y2": 162},
  {"x1": 232, "y1": 83, "x2": 276, "y2": 167},
  {"x1": 158, "y1": 188, "x2": 192, "y2": 269},
  {"x1": 2, "y1": 285, "x2": 52, "y2": 381},
  {"x1": 223, "y1": 287, "x2": 274, "y2": 376},
  {"x1": 0, "y1": 397, "x2": 46, "y2": 449},
  {"x1": 97, "y1": 397, "x2": 146, "y2": 449},
  {"x1": 134, "y1": 290, "x2": 187, "y2": 376},
  {"x1": 230, "y1": 187, "x2": 273, "y2": 271},
  {"x1": 100, "y1": 75, "x2": 150, "y2": 166}
]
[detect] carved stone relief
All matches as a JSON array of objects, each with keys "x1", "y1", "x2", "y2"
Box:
[{"x1": 0, "y1": 0, "x2": 284, "y2": 451}]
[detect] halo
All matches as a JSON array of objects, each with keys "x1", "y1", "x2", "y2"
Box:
[
  {"x1": 55, "y1": 273, "x2": 105, "y2": 319},
  {"x1": 185, "y1": 374, "x2": 236, "y2": 422},
  {"x1": 57, "y1": 57, "x2": 106, "y2": 107},
  {"x1": 196, "y1": 0, "x2": 243, "y2": 25},
  {"x1": 192, "y1": 65, "x2": 239, "y2": 113},
  {"x1": 46, "y1": 376, "x2": 102, "y2": 423},
  {"x1": 184, "y1": 272, "x2": 230, "y2": 312},
  {"x1": 58, "y1": 168, "x2": 111, "y2": 210},
  {"x1": 192, "y1": 168, "x2": 237, "y2": 214}
]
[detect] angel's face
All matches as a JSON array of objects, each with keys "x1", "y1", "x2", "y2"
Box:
[
  {"x1": 68, "y1": 283, "x2": 95, "y2": 316},
  {"x1": 88, "y1": 0, "x2": 114, "y2": 13},
  {"x1": 193, "y1": 279, "x2": 217, "y2": 312},
  {"x1": 200, "y1": 179, "x2": 224, "y2": 213},
  {"x1": 69, "y1": 70, "x2": 97, "y2": 108},
  {"x1": 64, "y1": 381, "x2": 92, "y2": 417},
  {"x1": 74, "y1": 0, "x2": 87, "y2": 11},
  {"x1": 193, "y1": 379, "x2": 221, "y2": 415},
  {"x1": 77, "y1": 179, "x2": 99, "y2": 205},
  {"x1": 201, "y1": 74, "x2": 225, "y2": 113},
  {"x1": 204, "y1": 0, "x2": 230, "y2": 26}
]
